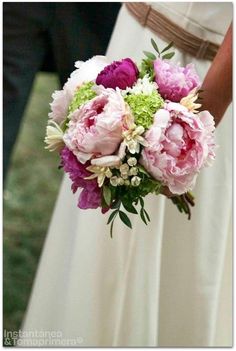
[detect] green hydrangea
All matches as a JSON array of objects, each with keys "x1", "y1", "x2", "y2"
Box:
[
  {"x1": 124, "y1": 91, "x2": 164, "y2": 129},
  {"x1": 68, "y1": 81, "x2": 96, "y2": 114}
]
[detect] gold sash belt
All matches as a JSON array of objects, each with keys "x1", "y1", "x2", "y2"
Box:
[{"x1": 125, "y1": 2, "x2": 219, "y2": 61}]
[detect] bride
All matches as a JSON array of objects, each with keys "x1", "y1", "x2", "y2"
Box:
[{"x1": 20, "y1": 2, "x2": 232, "y2": 347}]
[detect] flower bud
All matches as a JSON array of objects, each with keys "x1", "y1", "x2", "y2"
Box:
[
  {"x1": 110, "y1": 176, "x2": 119, "y2": 187},
  {"x1": 129, "y1": 167, "x2": 138, "y2": 176},
  {"x1": 127, "y1": 157, "x2": 137, "y2": 166},
  {"x1": 131, "y1": 176, "x2": 141, "y2": 187},
  {"x1": 117, "y1": 177, "x2": 125, "y2": 186},
  {"x1": 121, "y1": 173, "x2": 129, "y2": 179},
  {"x1": 119, "y1": 163, "x2": 129, "y2": 174}
]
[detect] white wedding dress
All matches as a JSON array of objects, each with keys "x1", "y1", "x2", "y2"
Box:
[{"x1": 20, "y1": 3, "x2": 232, "y2": 347}]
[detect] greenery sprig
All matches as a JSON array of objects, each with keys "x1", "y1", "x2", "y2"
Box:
[{"x1": 139, "y1": 38, "x2": 175, "y2": 79}]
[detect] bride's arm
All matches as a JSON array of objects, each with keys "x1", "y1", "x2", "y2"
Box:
[
  {"x1": 162, "y1": 25, "x2": 232, "y2": 199},
  {"x1": 199, "y1": 23, "x2": 232, "y2": 127}
]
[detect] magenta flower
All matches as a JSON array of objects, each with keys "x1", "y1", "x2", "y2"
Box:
[
  {"x1": 154, "y1": 58, "x2": 201, "y2": 102},
  {"x1": 60, "y1": 147, "x2": 101, "y2": 209},
  {"x1": 140, "y1": 102, "x2": 216, "y2": 194},
  {"x1": 96, "y1": 58, "x2": 139, "y2": 90}
]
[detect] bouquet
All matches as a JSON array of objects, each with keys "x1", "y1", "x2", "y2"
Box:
[{"x1": 45, "y1": 39, "x2": 216, "y2": 236}]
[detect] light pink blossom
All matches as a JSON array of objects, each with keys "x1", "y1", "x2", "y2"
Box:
[
  {"x1": 154, "y1": 58, "x2": 201, "y2": 102},
  {"x1": 63, "y1": 88, "x2": 126, "y2": 164},
  {"x1": 140, "y1": 102, "x2": 216, "y2": 194},
  {"x1": 49, "y1": 56, "x2": 110, "y2": 124}
]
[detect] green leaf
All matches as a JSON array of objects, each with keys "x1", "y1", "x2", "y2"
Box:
[
  {"x1": 137, "y1": 165, "x2": 150, "y2": 176},
  {"x1": 143, "y1": 208, "x2": 150, "y2": 222},
  {"x1": 140, "y1": 209, "x2": 147, "y2": 225},
  {"x1": 103, "y1": 185, "x2": 112, "y2": 206},
  {"x1": 119, "y1": 211, "x2": 132, "y2": 229},
  {"x1": 162, "y1": 52, "x2": 175, "y2": 60},
  {"x1": 161, "y1": 41, "x2": 174, "y2": 53},
  {"x1": 107, "y1": 210, "x2": 118, "y2": 225},
  {"x1": 139, "y1": 197, "x2": 144, "y2": 208},
  {"x1": 111, "y1": 199, "x2": 121, "y2": 209},
  {"x1": 122, "y1": 201, "x2": 138, "y2": 214},
  {"x1": 110, "y1": 220, "x2": 115, "y2": 238},
  {"x1": 143, "y1": 51, "x2": 156, "y2": 60},
  {"x1": 151, "y1": 38, "x2": 160, "y2": 54}
]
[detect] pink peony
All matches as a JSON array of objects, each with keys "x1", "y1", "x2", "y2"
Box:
[
  {"x1": 96, "y1": 58, "x2": 139, "y2": 90},
  {"x1": 60, "y1": 147, "x2": 101, "y2": 209},
  {"x1": 154, "y1": 58, "x2": 201, "y2": 102},
  {"x1": 63, "y1": 87, "x2": 126, "y2": 164},
  {"x1": 49, "y1": 56, "x2": 110, "y2": 124},
  {"x1": 140, "y1": 102, "x2": 216, "y2": 194}
]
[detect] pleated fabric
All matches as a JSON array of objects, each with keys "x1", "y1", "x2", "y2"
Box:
[{"x1": 20, "y1": 3, "x2": 232, "y2": 347}]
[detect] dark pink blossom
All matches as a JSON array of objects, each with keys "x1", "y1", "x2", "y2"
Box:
[
  {"x1": 60, "y1": 147, "x2": 101, "y2": 209},
  {"x1": 96, "y1": 58, "x2": 139, "y2": 89}
]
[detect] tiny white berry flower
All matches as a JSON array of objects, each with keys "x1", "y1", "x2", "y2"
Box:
[
  {"x1": 131, "y1": 176, "x2": 141, "y2": 187},
  {"x1": 110, "y1": 176, "x2": 119, "y2": 187},
  {"x1": 119, "y1": 163, "x2": 129, "y2": 174},
  {"x1": 129, "y1": 167, "x2": 138, "y2": 176},
  {"x1": 121, "y1": 173, "x2": 129, "y2": 179},
  {"x1": 117, "y1": 177, "x2": 125, "y2": 186},
  {"x1": 127, "y1": 157, "x2": 137, "y2": 166}
]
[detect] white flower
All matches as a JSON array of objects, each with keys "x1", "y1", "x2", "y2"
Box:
[
  {"x1": 117, "y1": 177, "x2": 125, "y2": 186},
  {"x1": 110, "y1": 176, "x2": 119, "y2": 187},
  {"x1": 180, "y1": 88, "x2": 202, "y2": 113},
  {"x1": 123, "y1": 75, "x2": 158, "y2": 96},
  {"x1": 121, "y1": 173, "x2": 129, "y2": 180},
  {"x1": 85, "y1": 165, "x2": 112, "y2": 187},
  {"x1": 49, "y1": 56, "x2": 110, "y2": 124},
  {"x1": 127, "y1": 157, "x2": 137, "y2": 166},
  {"x1": 129, "y1": 167, "x2": 138, "y2": 176},
  {"x1": 131, "y1": 176, "x2": 141, "y2": 187},
  {"x1": 122, "y1": 124, "x2": 148, "y2": 154},
  {"x1": 44, "y1": 121, "x2": 64, "y2": 152},
  {"x1": 119, "y1": 163, "x2": 129, "y2": 174},
  {"x1": 48, "y1": 90, "x2": 71, "y2": 125},
  {"x1": 64, "y1": 55, "x2": 110, "y2": 98}
]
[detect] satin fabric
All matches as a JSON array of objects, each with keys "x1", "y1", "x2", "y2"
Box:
[{"x1": 20, "y1": 3, "x2": 232, "y2": 347}]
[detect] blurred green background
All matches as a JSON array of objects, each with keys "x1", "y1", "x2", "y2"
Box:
[{"x1": 3, "y1": 73, "x2": 63, "y2": 333}]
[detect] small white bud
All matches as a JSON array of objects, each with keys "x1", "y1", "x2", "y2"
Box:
[
  {"x1": 124, "y1": 179, "x2": 130, "y2": 186},
  {"x1": 131, "y1": 176, "x2": 141, "y2": 187},
  {"x1": 121, "y1": 173, "x2": 129, "y2": 179},
  {"x1": 117, "y1": 177, "x2": 125, "y2": 186},
  {"x1": 129, "y1": 167, "x2": 138, "y2": 176},
  {"x1": 119, "y1": 163, "x2": 129, "y2": 174},
  {"x1": 127, "y1": 157, "x2": 137, "y2": 166},
  {"x1": 110, "y1": 176, "x2": 119, "y2": 187}
]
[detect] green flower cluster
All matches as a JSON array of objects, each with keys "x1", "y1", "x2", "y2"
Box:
[
  {"x1": 124, "y1": 91, "x2": 164, "y2": 129},
  {"x1": 68, "y1": 81, "x2": 96, "y2": 114}
]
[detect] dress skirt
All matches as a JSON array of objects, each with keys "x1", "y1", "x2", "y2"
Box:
[{"x1": 20, "y1": 3, "x2": 232, "y2": 347}]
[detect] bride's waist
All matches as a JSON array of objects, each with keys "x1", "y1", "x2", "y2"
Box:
[{"x1": 145, "y1": 2, "x2": 232, "y2": 46}]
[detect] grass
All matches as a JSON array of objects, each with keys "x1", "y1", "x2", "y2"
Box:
[{"x1": 3, "y1": 73, "x2": 63, "y2": 336}]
